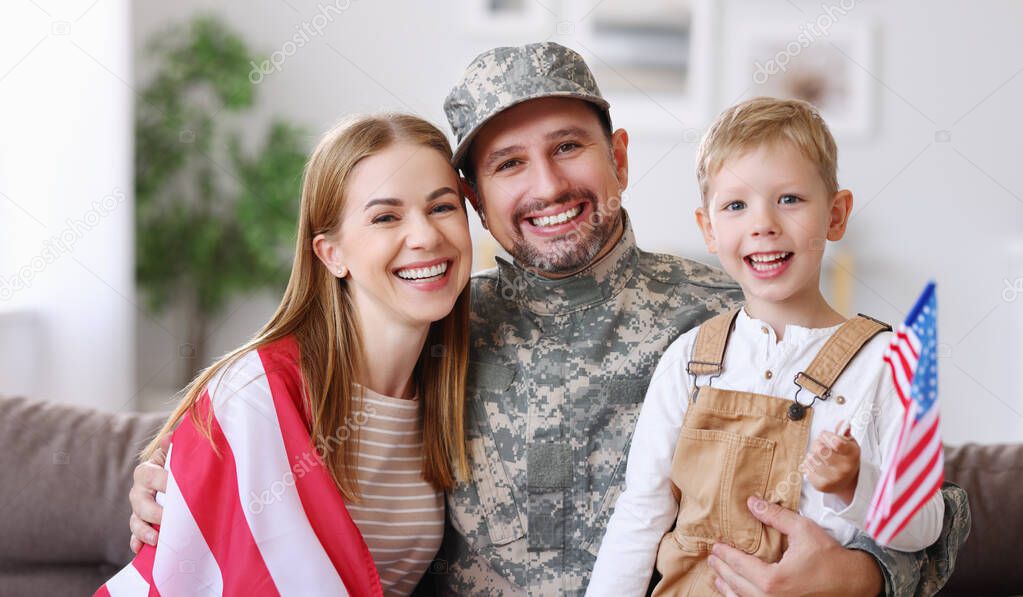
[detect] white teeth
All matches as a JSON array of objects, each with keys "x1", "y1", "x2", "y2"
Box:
[
  {"x1": 748, "y1": 252, "x2": 790, "y2": 263},
  {"x1": 530, "y1": 205, "x2": 582, "y2": 227},
  {"x1": 750, "y1": 260, "x2": 785, "y2": 272},
  {"x1": 396, "y1": 261, "x2": 449, "y2": 280},
  {"x1": 747, "y1": 252, "x2": 792, "y2": 272}
]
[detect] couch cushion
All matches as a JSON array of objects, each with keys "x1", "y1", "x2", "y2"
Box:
[
  {"x1": 0, "y1": 394, "x2": 1020, "y2": 595},
  {"x1": 0, "y1": 395, "x2": 166, "y2": 568},
  {"x1": 0, "y1": 562, "x2": 120, "y2": 597},
  {"x1": 943, "y1": 443, "x2": 1023, "y2": 596}
]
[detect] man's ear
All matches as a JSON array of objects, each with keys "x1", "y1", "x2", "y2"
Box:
[
  {"x1": 694, "y1": 205, "x2": 717, "y2": 254},
  {"x1": 459, "y1": 176, "x2": 487, "y2": 229},
  {"x1": 610, "y1": 128, "x2": 629, "y2": 190},
  {"x1": 826, "y1": 189, "x2": 854, "y2": 241}
]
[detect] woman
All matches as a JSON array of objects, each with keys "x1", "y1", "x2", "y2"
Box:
[{"x1": 98, "y1": 114, "x2": 473, "y2": 596}]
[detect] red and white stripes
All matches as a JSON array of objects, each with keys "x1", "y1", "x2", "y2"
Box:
[
  {"x1": 867, "y1": 322, "x2": 944, "y2": 546},
  {"x1": 96, "y1": 337, "x2": 382, "y2": 597}
]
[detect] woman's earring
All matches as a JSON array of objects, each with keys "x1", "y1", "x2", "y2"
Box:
[{"x1": 336, "y1": 265, "x2": 348, "y2": 278}]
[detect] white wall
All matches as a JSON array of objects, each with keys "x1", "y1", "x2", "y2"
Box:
[
  {"x1": 0, "y1": 0, "x2": 134, "y2": 411},
  {"x1": 709, "y1": 0, "x2": 1023, "y2": 445},
  {"x1": 129, "y1": 0, "x2": 1022, "y2": 443}
]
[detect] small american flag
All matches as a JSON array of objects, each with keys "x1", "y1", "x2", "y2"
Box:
[{"x1": 865, "y1": 282, "x2": 943, "y2": 546}]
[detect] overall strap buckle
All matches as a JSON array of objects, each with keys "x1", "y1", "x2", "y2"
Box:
[
  {"x1": 789, "y1": 313, "x2": 892, "y2": 420},
  {"x1": 686, "y1": 308, "x2": 741, "y2": 402}
]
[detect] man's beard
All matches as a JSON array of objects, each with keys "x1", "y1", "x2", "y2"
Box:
[{"x1": 509, "y1": 188, "x2": 622, "y2": 275}]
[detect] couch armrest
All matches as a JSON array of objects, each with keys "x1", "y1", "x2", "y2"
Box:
[
  {"x1": 942, "y1": 443, "x2": 1023, "y2": 596},
  {"x1": 0, "y1": 395, "x2": 167, "y2": 567}
]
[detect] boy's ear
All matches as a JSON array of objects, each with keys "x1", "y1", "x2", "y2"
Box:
[
  {"x1": 694, "y1": 205, "x2": 717, "y2": 254},
  {"x1": 459, "y1": 176, "x2": 487, "y2": 229},
  {"x1": 826, "y1": 189, "x2": 854, "y2": 241}
]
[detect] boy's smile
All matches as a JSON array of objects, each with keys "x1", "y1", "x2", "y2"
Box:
[{"x1": 745, "y1": 251, "x2": 794, "y2": 278}]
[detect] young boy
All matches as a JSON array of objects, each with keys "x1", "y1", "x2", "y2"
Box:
[{"x1": 586, "y1": 97, "x2": 944, "y2": 596}]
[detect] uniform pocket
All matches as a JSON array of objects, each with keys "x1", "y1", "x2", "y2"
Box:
[
  {"x1": 467, "y1": 361, "x2": 516, "y2": 391},
  {"x1": 464, "y1": 432, "x2": 525, "y2": 546},
  {"x1": 580, "y1": 378, "x2": 649, "y2": 555},
  {"x1": 449, "y1": 361, "x2": 525, "y2": 548},
  {"x1": 670, "y1": 428, "x2": 775, "y2": 554}
]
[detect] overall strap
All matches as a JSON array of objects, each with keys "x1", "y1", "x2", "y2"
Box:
[
  {"x1": 794, "y1": 313, "x2": 892, "y2": 400},
  {"x1": 687, "y1": 308, "x2": 742, "y2": 377}
]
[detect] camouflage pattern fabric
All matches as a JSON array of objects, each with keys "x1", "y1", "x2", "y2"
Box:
[
  {"x1": 430, "y1": 214, "x2": 969, "y2": 596},
  {"x1": 847, "y1": 482, "x2": 971, "y2": 596},
  {"x1": 439, "y1": 213, "x2": 742, "y2": 595}
]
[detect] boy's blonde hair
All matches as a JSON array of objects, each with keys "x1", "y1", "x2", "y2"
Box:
[{"x1": 696, "y1": 97, "x2": 838, "y2": 203}]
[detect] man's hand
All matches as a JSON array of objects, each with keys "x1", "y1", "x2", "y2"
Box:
[
  {"x1": 708, "y1": 496, "x2": 883, "y2": 597},
  {"x1": 128, "y1": 435, "x2": 170, "y2": 554},
  {"x1": 801, "y1": 420, "x2": 860, "y2": 505}
]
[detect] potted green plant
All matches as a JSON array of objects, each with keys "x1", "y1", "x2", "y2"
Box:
[{"x1": 135, "y1": 15, "x2": 308, "y2": 386}]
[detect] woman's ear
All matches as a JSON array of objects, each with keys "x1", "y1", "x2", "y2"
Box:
[
  {"x1": 694, "y1": 205, "x2": 718, "y2": 254},
  {"x1": 312, "y1": 233, "x2": 347, "y2": 278},
  {"x1": 826, "y1": 189, "x2": 854, "y2": 241},
  {"x1": 459, "y1": 176, "x2": 487, "y2": 229}
]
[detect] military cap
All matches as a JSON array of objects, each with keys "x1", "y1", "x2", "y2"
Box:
[{"x1": 443, "y1": 41, "x2": 610, "y2": 171}]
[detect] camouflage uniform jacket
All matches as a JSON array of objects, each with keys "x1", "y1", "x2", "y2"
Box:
[{"x1": 438, "y1": 213, "x2": 970, "y2": 596}]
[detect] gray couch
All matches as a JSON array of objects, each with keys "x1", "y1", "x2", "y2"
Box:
[
  {"x1": 0, "y1": 395, "x2": 165, "y2": 595},
  {"x1": 0, "y1": 394, "x2": 1019, "y2": 596}
]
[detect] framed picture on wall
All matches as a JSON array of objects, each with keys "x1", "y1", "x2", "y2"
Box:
[
  {"x1": 727, "y1": 19, "x2": 877, "y2": 138},
  {"x1": 560, "y1": 0, "x2": 718, "y2": 135}
]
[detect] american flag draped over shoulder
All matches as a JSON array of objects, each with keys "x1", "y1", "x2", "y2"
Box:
[
  {"x1": 866, "y1": 282, "x2": 943, "y2": 546},
  {"x1": 95, "y1": 337, "x2": 382, "y2": 597}
]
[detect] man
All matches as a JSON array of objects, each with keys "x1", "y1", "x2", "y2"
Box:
[{"x1": 129, "y1": 43, "x2": 968, "y2": 596}]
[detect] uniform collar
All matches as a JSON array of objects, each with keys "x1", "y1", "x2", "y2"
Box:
[{"x1": 495, "y1": 210, "x2": 639, "y2": 316}]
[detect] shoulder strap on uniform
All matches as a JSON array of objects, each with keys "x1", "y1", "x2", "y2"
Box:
[
  {"x1": 794, "y1": 313, "x2": 892, "y2": 399},
  {"x1": 687, "y1": 308, "x2": 742, "y2": 377}
]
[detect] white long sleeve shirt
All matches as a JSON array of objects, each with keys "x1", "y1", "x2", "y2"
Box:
[{"x1": 587, "y1": 310, "x2": 944, "y2": 596}]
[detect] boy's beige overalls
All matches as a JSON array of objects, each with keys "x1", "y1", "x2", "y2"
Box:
[{"x1": 652, "y1": 308, "x2": 891, "y2": 596}]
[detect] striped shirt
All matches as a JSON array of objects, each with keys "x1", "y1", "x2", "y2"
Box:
[{"x1": 348, "y1": 388, "x2": 444, "y2": 596}]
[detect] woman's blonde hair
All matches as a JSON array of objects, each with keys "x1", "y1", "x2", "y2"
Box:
[
  {"x1": 696, "y1": 97, "x2": 839, "y2": 202},
  {"x1": 143, "y1": 113, "x2": 471, "y2": 498}
]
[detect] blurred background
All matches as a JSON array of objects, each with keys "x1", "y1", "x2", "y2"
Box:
[{"x1": 1, "y1": 0, "x2": 1020, "y2": 444}]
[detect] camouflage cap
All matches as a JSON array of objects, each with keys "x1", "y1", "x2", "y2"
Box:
[{"x1": 443, "y1": 42, "x2": 610, "y2": 173}]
